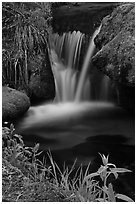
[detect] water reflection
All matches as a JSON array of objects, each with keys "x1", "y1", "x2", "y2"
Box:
[{"x1": 16, "y1": 101, "x2": 134, "y2": 150}]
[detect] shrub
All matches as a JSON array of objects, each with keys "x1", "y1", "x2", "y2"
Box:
[
  {"x1": 2, "y1": 124, "x2": 134, "y2": 202},
  {"x1": 2, "y1": 2, "x2": 52, "y2": 90}
]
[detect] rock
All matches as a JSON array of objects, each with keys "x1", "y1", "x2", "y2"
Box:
[
  {"x1": 2, "y1": 86, "x2": 30, "y2": 122},
  {"x1": 28, "y1": 50, "x2": 55, "y2": 104},
  {"x1": 92, "y1": 3, "x2": 135, "y2": 110},
  {"x1": 92, "y1": 3, "x2": 135, "y2": 85}
]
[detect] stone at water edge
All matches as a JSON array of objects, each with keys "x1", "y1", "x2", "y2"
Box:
[
  {"x1": 92, "y1": 3, "x2": 135, "y2": 110},
  {"x1": 2, "y1": 86, "x2": 30, "y2": 122}
]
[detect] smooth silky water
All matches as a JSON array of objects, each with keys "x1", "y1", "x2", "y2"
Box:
[{"x1": 16, "y1": 27, "x2": 134, "y2": 196}]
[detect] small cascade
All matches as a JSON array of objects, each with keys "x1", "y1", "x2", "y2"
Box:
[
  {"x1": 49, "y1": 26, "x2": 111, "y2": 103},
  {"x1": 49, "y1": 31, "x2": 84, "y2": 70},
  {"x1": 75, "y1": 25, "x2": 101, "y2": 101},
  {"x1": 49, "y1": 31, "x2": 84, "y2": 102}
]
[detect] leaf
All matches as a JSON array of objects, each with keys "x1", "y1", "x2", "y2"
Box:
[
  {"x1": 102, "y1": 186, "x2": 108, "y2": 195},
  {"x1": 18, "y1": 138, "x2": 24, "y2": 146},
  {"x1": 83, "y1": 172, "x2": 99, "y2": 183},
  {"x1": 33, "y1": 143, "x2": 40, "y2": 153},
  {"x1": 110, "y1": 168, "x2": 132, "y2": 174},
  {"x1": 108, "y1": 183, "x2": 116, "y2": 202},
  {"x1": 100, "y1": 172, "x2": 104, "y2": 181},
  {"x1": 112, "y1": 171, "x2": 118, "y2": 179},
  {"x1": 14, "y1": 134, "x2": 22, "y2": 139},
  {"x1": 99, "y1": 153, "x2": 109, "y2": 166},
  {"x1": 15, "y1": 143, "x2": 23, "y2": 150},
  {"x1": 95, "y1": 198, "x2": 105, "y2": 202},
  {"x1": 107, "y1": 163, "x2": 116, "y2": 168},
  {"x1": 116, "y1": 194, "x2": 134, "y2": 202},
  {"x1": 35, "y1": 150, "x2": 43, "y2": 156},
  {"x1": 15, "y1": 152, "x2": 23, "y2": 159},
  {"x1": 7, "y1": 140, "x2": 11, "y2": 147},
  {"x1": 97, "y1": 165, "x2": 107, "y2": 174},
  {"x1": 24, "y1": 150, "x2": 32, "y2": 156},
  {"x1": 76, "y1": 192, "x2": 85, "y2": 202},
  {"x1": 10, "y1": 123, "x2": 15, "y2": 132}
]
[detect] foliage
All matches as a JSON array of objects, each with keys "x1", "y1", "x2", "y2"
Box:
[
  {"x1": 2, "y1": 2, "x2": 52, "y2": 90},
  {"x1": 2, "y1": 124, "x2": 134, "y2": 202},
  {"x1": 47, "y1": 151, "x2": 134, "y2": 202},
  {"x1": 2, "y1": 124, "x2": 49, "y2": 181}
]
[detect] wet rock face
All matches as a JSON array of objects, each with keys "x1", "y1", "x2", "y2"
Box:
[
  {"x1": 92, "y1": 3, "x2": 135, "y2": 86},
  {"x1": 2, "y1": 86, "x2": 30, "y2": 122},
  {"x1": 92, "y1": 3, "x2": 135, "y2": 111},
  {"x1": 28, "y1": 50, "x2": 55, "y2": 104}
]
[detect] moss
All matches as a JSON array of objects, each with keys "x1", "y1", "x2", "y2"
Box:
[{"x1": 92, "y1": 3, "x2": 135, "y2": 86}]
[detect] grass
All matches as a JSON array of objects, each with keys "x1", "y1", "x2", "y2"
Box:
[
  {"x1": 2, "y1": 124, "x2": 134, "y2": 202},
  {"x1": 2, "y1": 2, "x2": 52, "y2": 90}
]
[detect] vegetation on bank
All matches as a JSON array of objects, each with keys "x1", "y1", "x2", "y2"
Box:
[
  {"x1": 2, "y1": 2, "x2": 52, "y2": 91},
  {"x1": 2, "y1": 124, "x2": 134, "y2": 202}
]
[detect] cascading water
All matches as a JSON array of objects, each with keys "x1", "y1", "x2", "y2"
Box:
[
  {"x1": 49, "y1": 31, "x2": 84, "y2": 102},
  {"x1": 15, "y1": 22, "x2": 134, "y2": 200},
  {"x1": 49, "y1": 26, "x2": 110, "y2": 103},
  {"x1": 17, "y1": 26, "x2": 122, "y2": 134},
  {"x1": 16, "y1": 26, "x2": 134, "y2": 156},
  {"x1": 75, "y1": 26, "x2": 101, "y2": 101}
]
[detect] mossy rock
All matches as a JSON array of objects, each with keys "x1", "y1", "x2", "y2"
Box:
[
  {"x1": 92, "y1": 3, "x2": 135, "y2": 111},
  {"x1": 2, "y1": 86, "x2": 30, "y2": 122},
  {"x1": 28, "y1": 51, "x2": 55, "y2": 104},
  {"x1": 92, "y1": 3, "x2": 135, "y2": 86}
]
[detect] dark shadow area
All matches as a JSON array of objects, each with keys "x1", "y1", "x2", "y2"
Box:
[
  {"x1": 52, "y1": 2, "x2": 118, "y2": 34},
  {"x1": 49, "y1": 134, "x2": 135, "y2": 200}
]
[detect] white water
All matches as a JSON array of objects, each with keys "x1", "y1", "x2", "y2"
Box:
[
  {"x1": 18, "y1": 101, "x2": 134, "y2": 151},
  {"x1": 49, "y1": 31, "x2": 84, "y2": 102},
  {"x1": 17, "y1": 27, "x2": 134, "y2": 152},
  {"x1": 49, "y1": 26, "x2": 110, "y2": 102},
  {"x1": 75, "y1": 25, "x2": 101, "y2": 101},
  {"x1": 19, "y1": 27, "x2": 117, "y2": 132}
]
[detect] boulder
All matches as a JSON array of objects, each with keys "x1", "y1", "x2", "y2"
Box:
[
  {"x1": 28, "y1": 50, "x2": 55, "y2": 104},
  {"x1": 2, "y1": 86, "x2": 30, "y2": 122},
  {"x1": 92, "y1": 3, "x2": 135, "y2": 110}
]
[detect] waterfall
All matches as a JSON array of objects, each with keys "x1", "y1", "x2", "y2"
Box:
[
  {"x1": 75, "y1": 25, "x2": 101, "y2": 101},
  {"x1": 49, "y1": 26, "x2": 110, "y2": 103},
  {"x1": 49, "y1": 31, "x2": 84, "y2": 102}
]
